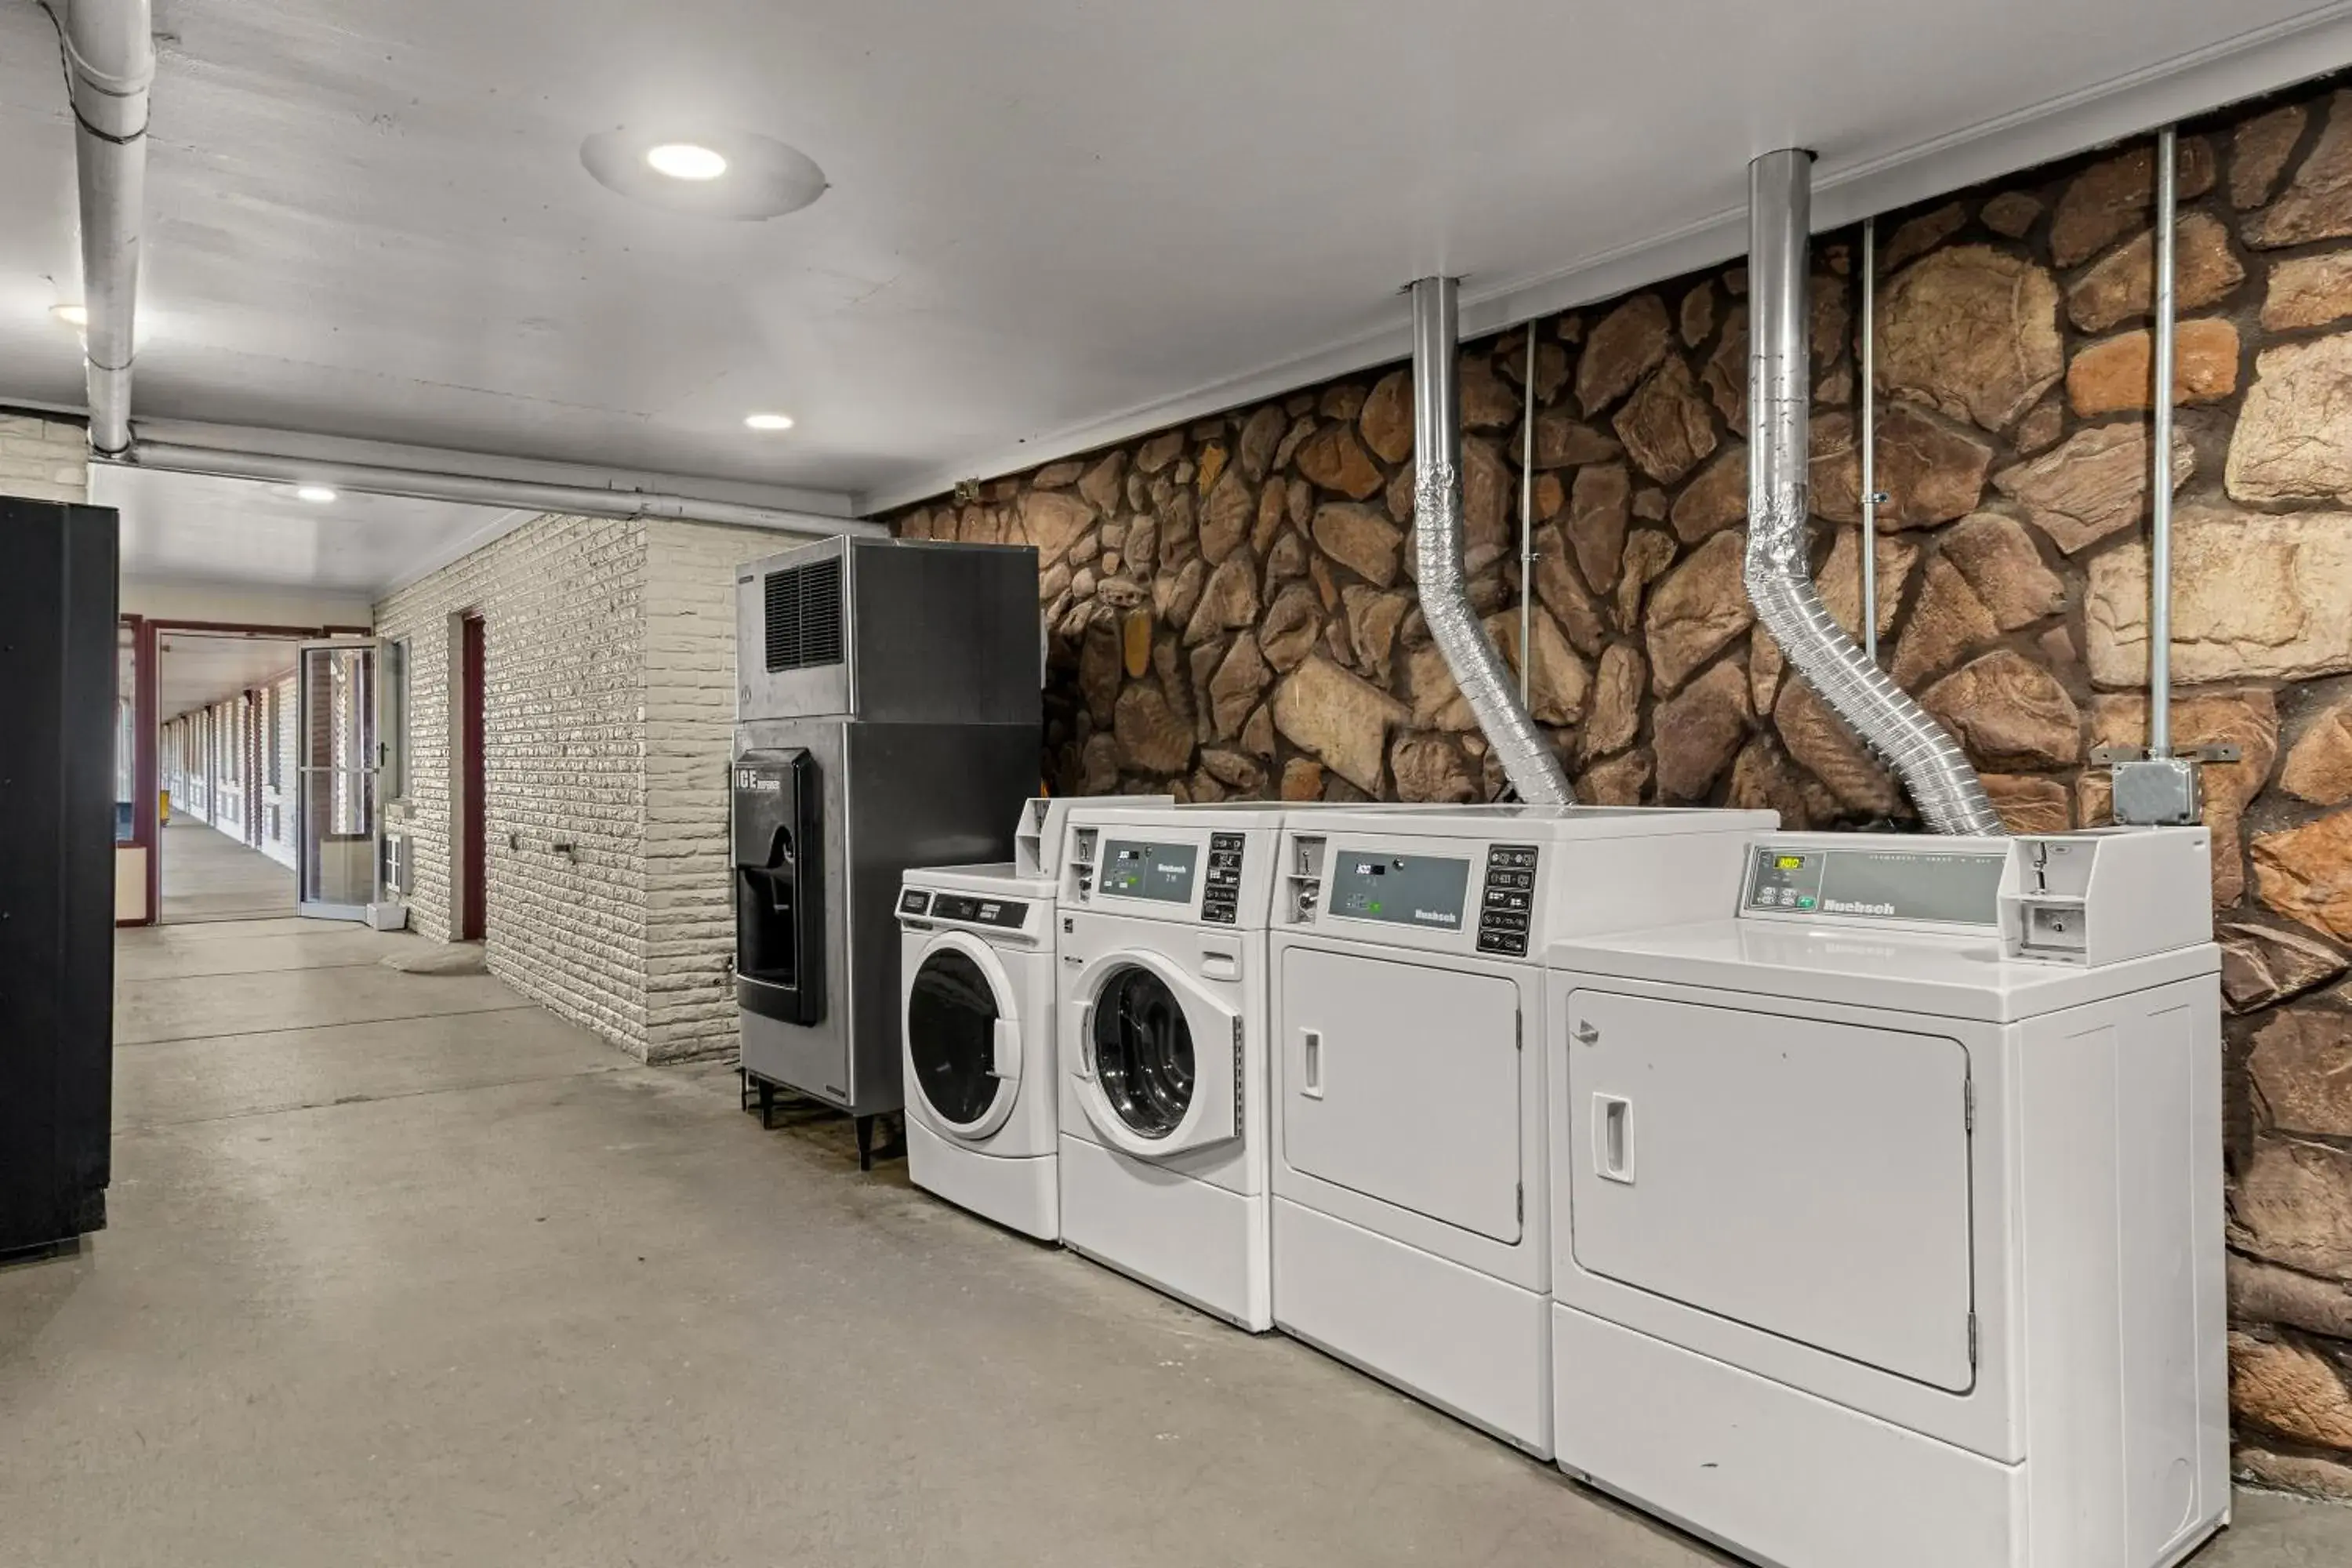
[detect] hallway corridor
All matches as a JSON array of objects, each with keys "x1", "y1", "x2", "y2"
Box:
[{"x1": 159, "y1": 816, "x2": 296, "y2": 925}]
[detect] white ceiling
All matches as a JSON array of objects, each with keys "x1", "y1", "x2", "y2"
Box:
[
  {"x1": 93, "y1": 464, "x2": 525, "y2": 596},
  {"x1": 155, "y1": 630, "x2": 303, "y2": 717},
  {"x1": 5, "y1": 0, "x2": 2352, "y2": 519}
]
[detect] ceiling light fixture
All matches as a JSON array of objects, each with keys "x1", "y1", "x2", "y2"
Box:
[
  {"x1": 295, "y1": 485, "x2": 339, "y2": 503},
  {"x1": 582, "y1": 128, "x2": 826, "y2": 221},
  {"x1": 646, "y1": 143, "x2": 728, "y2": 181},
  {"x1": 744, "y1": 412, "x2": 795, "y2": 431},
  {"x1": 52, "y1": 303, "x2": 88, "y2": 327}
]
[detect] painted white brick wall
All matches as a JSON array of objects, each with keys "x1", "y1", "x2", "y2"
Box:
[
  {"x1": 0, "y1": 412, "x2": 88, "y2": 504},
  {"x1": 376, "y1": 515, "x2": 654, "y2": 1055},
  {"x1": 376, "y1": 514, "x2": 806, "y2": 1065},
  {"x1": 641, "y1": 521, "x2": 788, "y2": 1061}
]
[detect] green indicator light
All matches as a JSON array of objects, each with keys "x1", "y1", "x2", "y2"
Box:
[{"x1": 1370, "y1": 901, "x2": 1383, "y2": 913}]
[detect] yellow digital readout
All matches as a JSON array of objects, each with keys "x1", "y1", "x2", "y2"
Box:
[{"x1": 1773, "y1": 855, "x2": 1807, "y2": 869}]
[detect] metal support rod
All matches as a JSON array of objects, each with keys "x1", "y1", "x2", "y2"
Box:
[
  {"x1": 1518, "y1": 322, "x2": 1537, "y2": 708},
  {"x1": 2149, "y1": 126, "x2": 2179, "y2": 757},
  {"x1": 1859, "y1": 216, "x2": 1879, "y2": 664}
]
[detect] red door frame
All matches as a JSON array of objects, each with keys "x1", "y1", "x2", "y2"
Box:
[
  {"x1": 460, "y1": 613, "x2": 486, "y2": 942},
  {"x1": 124, "y1": 618, "x2": 372, "y2": 928}
]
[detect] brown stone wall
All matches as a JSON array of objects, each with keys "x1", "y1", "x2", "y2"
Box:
[{"x1": 891, "y1": 74, "x2": 2352, "y2": 1495}]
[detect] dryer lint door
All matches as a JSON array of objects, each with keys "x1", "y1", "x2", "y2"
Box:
[
  {"x1": 1282, "y1": 946, "x2": 1523, "y2": 1243},
  {"x1": 905, "y1": 931, "x2": 1022, "y2": 1139},
  {"x1": 1565, "y1": 989, "x2": 1977, "y2": 1393},
  {"x1": 1070, "y1": 951, "x2": 1240, "y2": 1160}
]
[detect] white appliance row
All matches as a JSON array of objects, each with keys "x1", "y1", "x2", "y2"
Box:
[{"x1": 896, "y1": 801, "x2": 2227, "y2": 1568}]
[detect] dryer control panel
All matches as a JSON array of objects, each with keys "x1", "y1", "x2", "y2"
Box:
[{"x1": 1476, "y1": 844, "x2": 1540, "y2": 956}]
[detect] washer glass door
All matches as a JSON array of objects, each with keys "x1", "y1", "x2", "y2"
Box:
[
  {"x1": 907, "y1": 944, "x2": 1012, "y2": 1135},
  {"x1": 1094, "y1": 965, "x2": 1196, "y2": 1138}
]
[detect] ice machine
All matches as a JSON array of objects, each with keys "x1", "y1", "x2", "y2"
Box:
[{"x1": 733, "y1": 535, "x2": 1040, "y2": 1162}]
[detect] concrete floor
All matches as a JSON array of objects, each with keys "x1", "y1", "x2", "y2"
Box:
[
  {"x1": 160, "y1": 815, "x2": 297, "y2": 924},
  {"x1": 1, "y1": 926, "x2": 2346, "y2": 1564}
]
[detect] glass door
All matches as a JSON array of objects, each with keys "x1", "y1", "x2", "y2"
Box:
[{"x1": 296, "y1": 640, "x2": 383, "y2": 920}]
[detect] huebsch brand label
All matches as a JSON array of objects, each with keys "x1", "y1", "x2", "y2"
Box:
[{"x1": 1821, "y1": 898, "x2": 1896, "y2": 916}]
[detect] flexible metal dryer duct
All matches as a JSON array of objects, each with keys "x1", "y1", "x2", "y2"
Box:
[
  {"x1": 52, "y1": 0, "x2": 153, "y2": 456},
  {"x1": 1742, "y1": 151, "x2": 2002, "y2": 836},
  {"x1": 1410, "y1": 276, "x2": 1573, "y2": 805}
]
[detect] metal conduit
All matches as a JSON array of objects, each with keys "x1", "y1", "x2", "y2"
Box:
[
  {"x1": 1741, "y1": 150, "x2": 2002, "y2": 836},
  {"x1": 2150, "y1": 126, "x2": 2180, "y2": 757}
]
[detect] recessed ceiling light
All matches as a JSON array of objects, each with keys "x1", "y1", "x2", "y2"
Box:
[
  {"x1": 295, "y1": 485, "x2": 339, "y2": 503},
  {"x1": 582, "y1": 128, "x2": 826, "y2": 221},
  {"x1": 51, "y1": 303, "x2": 88, "y2": 327},
  {"x1": 647, "y1": 143, "x2": 728, "y2": 181},
  {"x1": 744, "y1": 412, "x2": 795, "y2": 431}
]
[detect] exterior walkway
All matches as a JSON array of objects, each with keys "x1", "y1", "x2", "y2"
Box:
[
  {"x1": 159, "y1": 815, "x2": 296, "y2": 924},
  {"x1": 0, "y1": 924, "x2": 2343, "y2": 1565}
]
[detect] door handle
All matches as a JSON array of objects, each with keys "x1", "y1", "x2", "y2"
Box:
[
  {"x1": 990, "y1": 1018, "x2": 1021, "y2": 1082},
  {"x1": 1594, "y1": 1094, "x2": 1635, "y2": 1184},
  {"x1": 1301, "y1": 1029, "x2": 1323, "y2": 1099},
  {"x1": 1073, "y1": 1000, "x2": 1095, "y2": 1080}
]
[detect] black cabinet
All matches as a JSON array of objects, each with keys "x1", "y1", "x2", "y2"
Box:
[{"x1": 0, "y1": 498, "x2": 118, "y2": 1255}]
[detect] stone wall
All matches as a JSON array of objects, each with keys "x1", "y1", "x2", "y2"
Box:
[
  {"x1": 891, "y1": 75, "x2": 2352, "y2": 1495},
  {"x1": 0, "y1": 410, "x2": 88, "y2": 504}
]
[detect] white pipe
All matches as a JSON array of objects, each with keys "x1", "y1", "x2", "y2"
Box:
[
  {"x1": 1859, "y1": 216, "x2": 1879, "y2": 664},
  {"x1": 1410, "y1": 277, "x2": 1572, "y2": 805},
  {"x1": 1743, "y1": 150, "x2": 2002, "y2": 836},
  {"x1": 2150, "y1": 127, "x2": 2179, "y2": 757},
  {"x1": 53, "y1": 0, "x2": 154, "y2": 457},
  {"x1": 109, "y1": 441, "x2": 888, "y2": 536}
]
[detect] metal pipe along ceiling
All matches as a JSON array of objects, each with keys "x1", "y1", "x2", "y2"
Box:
[
  {"x1": 110, "y1": 441, "x2": 889, "y2": 536},
  {"x1": 1409, "y1": 276, "x2": 1573, "y2": 805},
  {"x1": 1740, "y1": 150, "x2": 2002, "y2": 836},
  {"x1": 51, "y1": 0, "x2": 153, "y2": 457}
]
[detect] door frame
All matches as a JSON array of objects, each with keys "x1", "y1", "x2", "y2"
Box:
[
  {"x1": 124, "y1": 616, "x2": 366, "y2": 927},
  {"x1": 450, "y1": 610, "x2": 487, "y2": 943}
]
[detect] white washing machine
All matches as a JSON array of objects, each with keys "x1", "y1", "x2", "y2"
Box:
[
  {"x1": 898, "y1": 798, "x2": 1163, "y2": 1240},
  {"x1": 1055, "y1": 802, "x2": 1287, "y2": 1330},
  {"x1": 1269, "y1": 805, "x2": 1775, "y2": 1456},
  {"x1": 1547, "y1": 828, "x2": 2227, "y2": 1568}
]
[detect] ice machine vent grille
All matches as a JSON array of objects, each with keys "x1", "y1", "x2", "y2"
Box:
[{"x1": 764, "y1": 559, "x2": 845, "y2": 673}]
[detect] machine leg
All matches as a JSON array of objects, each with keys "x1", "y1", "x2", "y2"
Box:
[{"x1": 855, "y1": 1114, "x2": 875, "y2": 1171}]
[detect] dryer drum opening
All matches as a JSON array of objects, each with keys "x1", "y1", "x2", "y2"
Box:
[{"x1": 1094, "y1": 967, "x2": 1196, "y2": 1138}]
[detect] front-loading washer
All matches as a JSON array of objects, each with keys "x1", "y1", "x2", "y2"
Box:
[
  {"x1": 898, "y1": 861, "x2": 1062, "y2": 1239},
  {"x1": 898, "y1": 797, "x2": 1166, "y2": 1240},
  {"x1": 1546, "y1": 827, "x2": 2227, "y2": 1568},
  {"x1": 1269, "y1": 804, "x2": 1773, "y2": 1456},
  {"x1": 1054, "y1": 803, "x2": 1286, "y2": 1331}
]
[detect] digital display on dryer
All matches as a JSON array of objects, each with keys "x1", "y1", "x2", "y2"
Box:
[
  {"x1": 1327, "y1": 851, "x2": 1470, "y2": 931},
  {"x1": 1100, "y1": 840, "x2": 1199, "y2": 903},
  {"x1": 927, "y1": 893, "x2": 1029, "y2": 928}
]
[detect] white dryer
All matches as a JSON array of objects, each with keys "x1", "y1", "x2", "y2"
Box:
[
  {"x1": 1547, "y1": 828, "x2": 2227, "y2": 1568},
  {"x1": 898, "y1": 798, "x2": 1164, "y2": 1240},
  {"x1": 1269, "y1": 806, "x2": 1773, "y2": 1456},
  {"x1": 1055, "y1": 803, "x2": 1286, "y2": 1331}
]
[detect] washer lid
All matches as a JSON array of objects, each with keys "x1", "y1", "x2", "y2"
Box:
[{"x1": 1548, "y1": 920, "x2": 2217, "y2": 1023}]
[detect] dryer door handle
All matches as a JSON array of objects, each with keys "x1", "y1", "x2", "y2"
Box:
[
  {"x1": 1593, "y1": 1094, "x2": 1635, "y2": 1184},
  {"x1": 989, "y1": 1018, "x2": 1022, "y2": 1083},
  {"x1": 1300, "y1": 1029, "x2": 1324, "y2": 1099},
  {"x1": 1073, "y1": 1000, "x2": 1096, "y2": 1080}
]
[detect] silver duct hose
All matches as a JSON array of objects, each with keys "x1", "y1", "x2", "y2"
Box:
[
  {"x1": 49, "y1": 0, "x2": 154, "y2": 457},
  {"x1": 1410, "y1": 276, "x2": 1573, "y2": 805},
  {"x1": 1743, "y1": 151, "x2": 2002, "y2": 836}
]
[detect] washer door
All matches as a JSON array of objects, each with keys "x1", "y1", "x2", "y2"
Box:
[
  {"x1": 904, "y1": 931, "x2": 1022, "y2": 1140},
  {"x1": 1069, "y1": 950, "x2": 1239, "y2": 1160}
]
